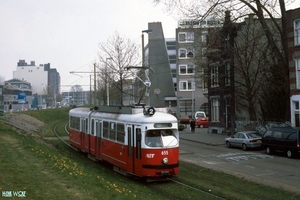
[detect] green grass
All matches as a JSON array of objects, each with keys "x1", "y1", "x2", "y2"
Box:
[
  {"x1": 0, "y1": 122, "x2": 164, "y2": 200},
  {"x1": 24, "y1": 107, "x2": 71, "y2": 136},
  {"x1": 25, "y1": 107, "x2": 71, "y2": 124},
  {"x1": 1, "y1": 108, "x2": 300, "y2": 199}
]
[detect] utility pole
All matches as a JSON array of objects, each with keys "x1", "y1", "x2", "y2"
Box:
[
  {"x1": 70, "y1": 67, "x2": 100, "y2": 106},
  {"x1": 94, "y1": 63, "x2": 96, "y2": 105},
  {"x1": 90, "y1": 75, "x2": 92, "y2": 106},
  {"x1": 142, "y1": 29, "x2": 152, "y2": 106}
]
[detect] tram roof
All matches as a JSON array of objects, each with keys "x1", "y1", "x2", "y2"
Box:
[{"x1": 69, "y1": 106, "x2": 177, "y2": 123}]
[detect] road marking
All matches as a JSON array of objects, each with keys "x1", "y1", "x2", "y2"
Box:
[
  {"x1": 216, "y1": 152, "x2": 274, "y2": 162},
  {"x1": 217, "y1": 152, "x2": 256, "y2": 157},
  {"x1": 256, "y1": 170, "x2": 276, "y2": 176},
  {"x1": 202, "y1": 161, "x2": 219, "y2": 165}
]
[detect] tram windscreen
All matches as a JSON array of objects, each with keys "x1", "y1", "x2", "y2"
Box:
[{"x1": 145, "y1": 129, "x2": 178, "y2": 147}]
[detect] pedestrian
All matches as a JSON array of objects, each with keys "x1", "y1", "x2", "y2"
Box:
[
  {"x1": 9, "y1": 103, "x2": 12, "y2": 113},
  {"x1": 190, "y1": 118, "x2": 195, "y2": 133}
]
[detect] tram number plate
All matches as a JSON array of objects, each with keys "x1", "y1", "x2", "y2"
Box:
[
  {"x1": 161, "y1": 151, "x2": 168, "y2": 155},
  {"x1": 161, "y1": 171, "x2": 170, "y2": 175}
]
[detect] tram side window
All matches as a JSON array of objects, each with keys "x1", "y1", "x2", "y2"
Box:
[
  {"x1": 103, "y1": 121, "x2": 109, "y2": 138},
  {"x1": 117, "y1": 123, "x2": 125, "y2": 143},
  {"x1": 136, "y1": 128, "x2": 142, "y2": 159},
  {"x1": 128, "y1": 127, "x2": 132, "y2": 157},
  {"x1": 85, "y1": 118, "x2": 88, "y2": 133},
  {"x1": 91, "y1": 119, "x2": 95, "y2": 136},
  {"x1": 70, "y1": 116, "x2": 80, "y2": 130},
  {"x1": 109, "y1": 122, "x2": 116, "y2": 140},
  {"x1": 96, "y1": 121, "x2": 102, "y2": 137}
]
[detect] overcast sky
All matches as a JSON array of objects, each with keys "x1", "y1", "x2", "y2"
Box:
[
  {"x1": 1, "y1": 1, "x2": 299, "y2": 91},
  {"x1": 0, "y1": 0, "x2": 178, "y2": 91}
]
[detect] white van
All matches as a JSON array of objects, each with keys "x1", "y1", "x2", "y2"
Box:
[{"x1": 195, "y1": 111, "x2": 206, "y2": 119}]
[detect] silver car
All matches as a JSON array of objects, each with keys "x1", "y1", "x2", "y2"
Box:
[{"x1": 225, "y1": 131, "x2": 262, "y2": 151}]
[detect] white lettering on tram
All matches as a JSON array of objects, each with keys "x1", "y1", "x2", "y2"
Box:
[{"x1": 146, "y1": 154, "x2": 155, "y2": 158}]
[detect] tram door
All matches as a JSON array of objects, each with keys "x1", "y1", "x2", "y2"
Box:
[
  {"x1": 135, "y1": 127, "x2": 142, "y2": 174},
  {"x1": 96, "y1": 120, "x2": 102, "y2": 159},
  {"x1": 81, "y1": 117, "x2": 88, "y2": 151},
  {"x1": 126, "y1": 125, "x2": 142, "y2": 174},
  {"x1": 126, "y1": 125, "x2": 134, "y2": 173}
]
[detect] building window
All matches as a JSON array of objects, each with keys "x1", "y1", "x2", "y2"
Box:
[
  {"x1": 179, "y1": 64, "x2": 194, "y2": 75},
  {"x1": 178, "y1": 32, "x2": 194, "y2": 43},
  {"x1": 187, "y1": 48, "x2": 194, "y2": 58},
  {"x1": 295, "y1": 19, "x2": 300, "y2": 45},
  {"x1": 179, "y1": 48, "x2": 187, "y2": 58},
  {"x1": 201, "y1": 31, "x2": 208, "y2": 43},
  {"x1": 211, "y1": 65, "x2": 219, "y2": 87},
  {"x1": 171, "y1": 69, "x2": 177, "y2": 78},
  {"x1": 225, "y1": 62, "x2": 230, "y2": 85},
  {"x1": 202, "y1": 48, "x2": 207, "y2": 57},
  {"x1": 199, "y1": 68, "x2": 208, "y2": 89},
  {"x1": 296, "y1": 59, "x2": 300, "y2": 88},
  {"x1": 179, "y1": 80, "x2": 194, "y2": 91},
  {"x1": 178, "y1": 48, "x2": 194, "y2": 59},
  {"x1": 294, "y1": 101, "x2": 299, "y2": 110},
  {"x1": 211, "y1": 98, "x2": 220, "y2": 122}
]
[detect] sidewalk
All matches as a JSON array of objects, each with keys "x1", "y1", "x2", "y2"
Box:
[{"x1": 179, "y1": 127, "x2": 229, "y2": 146}]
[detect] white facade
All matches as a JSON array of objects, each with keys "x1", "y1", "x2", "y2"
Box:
[
  {"x1": 13, "y1": 65, "x2": 48, "y2": 95},
  {"x1": 290, "y1": 95, "x2": 300, "y2": 127}
]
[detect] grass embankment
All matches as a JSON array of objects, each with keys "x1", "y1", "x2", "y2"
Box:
[{"x1": 0, "y1": 108, "x2": 299, "y2": 199}]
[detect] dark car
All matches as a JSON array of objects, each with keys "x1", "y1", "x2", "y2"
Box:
[
  {"x1": 225, "y1": 131, "x2": 262, "y2": 151},
  {"x1": 261, "y1": 127, "x2": 300, "y2": 158}
]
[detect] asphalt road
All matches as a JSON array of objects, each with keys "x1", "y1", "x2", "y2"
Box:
[{"x1": 179, "y1": 138, "x2": 300, "y2": 195}]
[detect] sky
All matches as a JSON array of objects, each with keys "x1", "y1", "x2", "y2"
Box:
[
  {"x1": 0, "y1": 0, "x2": 178, "y2": 91},
  {"x1": 1, "y1": 1, "x2": 299, "y2": 92}
]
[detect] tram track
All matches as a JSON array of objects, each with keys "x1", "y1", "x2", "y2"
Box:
[
  {"x1": 53, "y1": 122, "x2": 225, "y2": 200},
  {"x1": 52, "y1": 120, "x2": 227, "y2": 199},
  {"x1": 170, "y1": 179, "x2": 226, "y2": 200},
  {"x1": 51, "y1": 123, "x2": 285, "y2": 200},
  {"x1": 53, "y1": 121, "x2": 77, "y2": 150},
  {"x1": 142, "y1": 178, "x2": 227, "y2": 200}
]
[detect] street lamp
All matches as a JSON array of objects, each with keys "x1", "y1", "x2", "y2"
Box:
[
  {"x1": 106, "y1": 57, "x2": 113, "y2": 106},
  {"x1": 142, "y1": 29, "x2": 152, "y2": 106}
]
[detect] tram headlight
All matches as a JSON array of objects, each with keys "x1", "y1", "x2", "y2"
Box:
[{"x1": 162, "y1": 157, "x2": 168, "y2": 165}]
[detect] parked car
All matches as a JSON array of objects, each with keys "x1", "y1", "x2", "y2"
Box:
[
  {"x1": 178, "y1": 124, "x2": 185, "y2": 131},
  {"x1": 196, "y1": 117, "x2": 209, "y2": 128},
  {"x1": 195, "y1": 111, "x2": 206, "y2": 119},
  {"x1": 225, "y1": 131, "x2": 262, "y2": 151},
  {"x1": 261, "y1": 127, "x2": 300, "y2": 158},
  {"x1": 180, "y1": 115, "x2": 190, "y2": 124}
]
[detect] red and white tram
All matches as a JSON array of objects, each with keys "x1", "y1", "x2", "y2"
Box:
[{"x1": 69, "y1": 106, "x2": 179, "y2": 180}]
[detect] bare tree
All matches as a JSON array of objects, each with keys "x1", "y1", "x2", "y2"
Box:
[
  {"x1": 0, "y1": 75, "x2": 5, "y2": 84},
  {"x1": 153, "y1": 0, "x2": 294, "y2": 120},
  {"x1": 70, "y1": 85, "x2": 83, "y2": 105},
  {"x1": 70, "y1": 85, "x2": 83, "y2": 92},
  {"x1": 97, "y1": 31, "x2": 140, "y2": 106},
  {"x1": 233, "y1": 16, "x2": 281, "y2": 120}
]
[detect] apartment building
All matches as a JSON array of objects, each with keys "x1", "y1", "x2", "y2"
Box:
[
  {"x1": 2, "y1": 78, "x2": 32, "y2": 111},
  {"x1": 176, "y1": 19, "x2": 222, "y2": 119},
  {"x1": 288, "y1": 8, "x2": 300, "y2": 127},
  {"x1": 12, "y1": 60, "x2": 61, "y2": 108}
]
